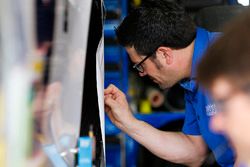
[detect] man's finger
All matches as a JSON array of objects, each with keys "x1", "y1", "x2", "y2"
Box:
[
  {"x1": 104, "y1": 95, "x2": 117, "y2": 109},
  {"x1": 104, "y1": 84, "x2": 121, "y2": 95}
]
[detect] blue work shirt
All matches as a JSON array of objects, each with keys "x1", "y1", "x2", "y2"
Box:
[{"x1": 180, "y1": 27, "x2": 235, "y2": 166}]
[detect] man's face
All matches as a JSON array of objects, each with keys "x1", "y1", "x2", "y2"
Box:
[
  {"x1": 210, "y1": 77, "x2": 250, "y2": 159},
  {"x1": 125, "y1": 47, "x2": 179, "y2": 89}
]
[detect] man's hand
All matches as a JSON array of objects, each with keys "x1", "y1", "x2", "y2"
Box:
[{"x1": 104, "y1": 84, "x2": 136, "y2": 130}]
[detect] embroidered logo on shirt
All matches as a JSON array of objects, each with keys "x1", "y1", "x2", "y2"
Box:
[{"x1": 205, "y1": 103, "x2": 217, "y2": 116}]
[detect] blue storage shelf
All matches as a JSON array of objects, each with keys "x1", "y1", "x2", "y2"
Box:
[
  {"x1": 104, "y1": 1, "x2": 129, "y2": 166},
  {"x1": 104, "y1": 0, "x2": 128, "y2": 94},
  {"x1": 104, "y1": 46, "x2": 121, "y2": 63},
  {"x1": 105, "y1": 71, "x2": 121, "y2": 79},
  {"x1": 105, "y1": 71, "x2": 121, "y2": 87},
  {"x1": 104, "y1": 0, "x2": 121, "y2": 11},
  {"x1": 104, "y1": 0, "x2": 127, "y2": 18},
  {"x1": 105, "y1": 46, "x2": 120, "y2": 56},
  {"x1": 106, "y1": 143, "x2": 122, "y2": 167},
  {"x1": 104, "y1": 22, "x2": 118, "y2": 37}
]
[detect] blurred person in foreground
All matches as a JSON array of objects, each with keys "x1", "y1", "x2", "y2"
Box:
[
  {"x1": 197, "y1": 10, "x2": 250, "y2": 167},
  {"x1": 104, "y1": 0, "x2": 235, "y2": 166}
]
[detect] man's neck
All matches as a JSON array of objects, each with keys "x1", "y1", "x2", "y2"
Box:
[{"x1": 177, "y1": 39, "x2": 195, "y2": 79}]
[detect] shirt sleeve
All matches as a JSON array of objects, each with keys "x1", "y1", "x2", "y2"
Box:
[{"x1": 182, "y1": 93, "x2": 201, "y2": 135}]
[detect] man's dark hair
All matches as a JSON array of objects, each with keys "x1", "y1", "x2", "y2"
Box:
[
  {"x1": 115, "y1": 0, "x2": 196, "y2": 56},
  {"x1": 197, "y1": 10, "x2": 250, "y2": 90}
]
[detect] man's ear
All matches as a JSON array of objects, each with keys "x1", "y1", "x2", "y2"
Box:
[{"x1": 156, "y1": 46, "x2": 173, "y2": 65}]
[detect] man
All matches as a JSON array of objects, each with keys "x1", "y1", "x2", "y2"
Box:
[
  {"x1": 104, "y1": 1, "x2": 234, "y2": 166},
  {"x1": 197, "y1": 10, "x2": 250, "y2": 167}
]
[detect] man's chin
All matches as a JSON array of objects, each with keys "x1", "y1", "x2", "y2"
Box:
[
  {"x1": 158, "y1": 82, "x2": 175, "y2": 90},
  {"x1": 158, "y1": 84, "x2": 169, "y2": 90}
]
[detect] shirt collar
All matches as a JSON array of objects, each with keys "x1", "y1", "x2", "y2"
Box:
[{"x1": 179, "y1": 27, "x2": 210, "y2": 92}]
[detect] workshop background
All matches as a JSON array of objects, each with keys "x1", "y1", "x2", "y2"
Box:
[{"x1": 104, "y1": 0, "x2": 249, "y2": 167}]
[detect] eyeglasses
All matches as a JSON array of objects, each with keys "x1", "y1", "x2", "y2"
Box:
[
  {"x1": 133, "y1": 55, "x2": 151, "y2": 73},
  {"x1": 214, "y1": 96, "x2": 233, "y2": 113}
]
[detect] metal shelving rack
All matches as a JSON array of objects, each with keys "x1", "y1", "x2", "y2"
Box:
[{"x1": 104, "y1": 0, "x2": 128, "y2": 95}]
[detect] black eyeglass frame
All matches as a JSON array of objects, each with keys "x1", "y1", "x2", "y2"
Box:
[{"x1": 132, "y1": 55, "x2": 151, "y2": 73}]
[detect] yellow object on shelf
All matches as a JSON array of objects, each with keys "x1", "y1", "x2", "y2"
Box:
[
  {"x1": 133, "y1": 0, "x2": 141, "y2": 7},
  {"x1": 139, "y1": 99, "x2": 152, "y2": 114}
]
